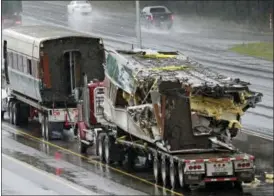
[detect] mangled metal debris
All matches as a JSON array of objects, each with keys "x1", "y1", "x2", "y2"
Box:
[{"x1": 104, "y1": 48, "x2": 263, "y2": 151}]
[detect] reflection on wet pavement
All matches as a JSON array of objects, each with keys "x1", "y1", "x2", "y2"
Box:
[{"x1": 2, "y1": 120, "x2": 273, "y2": 196}]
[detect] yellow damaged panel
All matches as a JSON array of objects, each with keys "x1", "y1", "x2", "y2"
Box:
[
  {"x1": 149, "y1": 65, "x2": 189, "y2": 71},
  {"x1": 190, "y1": 96, "x2": 247, "y2": 123}
]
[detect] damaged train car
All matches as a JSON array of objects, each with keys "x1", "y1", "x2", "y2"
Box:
[{"x1": 103, "y1": 48, "x2": 263, "y2": 151}]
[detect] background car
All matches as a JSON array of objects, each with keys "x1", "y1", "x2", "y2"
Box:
[
  {"x1": 67, "y1": 1, "x2": 92, "y2": 16},
  {"x1": 140, "y1": 6, "x2": 174, "y2": 30}
]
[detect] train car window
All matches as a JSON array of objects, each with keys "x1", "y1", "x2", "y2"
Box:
[
  {"x1": 22, "y1": 56, "x2": 28, "y2": 73},
  {"x1": 18, "y1": 55, "x2": 23, "y2": 72},
  {"x1": 13, "y1": 53, "x2": 18, "y2": 70},
  {"x1": 31, "y1": 60, "x2": 38, "y2": 78},
  {"x1": 8, "y1": 52, "x2": 13, "y2": 68},
  {"x1": 27, "y1": 59, "x2": 32, "y2": 75}
]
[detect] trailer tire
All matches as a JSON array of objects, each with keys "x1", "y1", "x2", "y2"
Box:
[
  {"x1": 153, "y1": 153, "x2": 161, "y2": 184},
  {"x1": 41, "y1": 116, "x2": 50, "y2": 140},
  {"x1": 1, "y1": 111, "x2": 5, "y2": 120},
  {"x1": 9, "y1": 101, "x2": 14, "y2": 124},
  {"x1": 13, "y1": 102, "x2": 20, "y2": 126},
  {"x1": 161, "y1": 155, "x2": 170, "y2": 187},
  {"x1": 8, "y1": 100, "x2": 13, "y2": 121},
  {"x1": 125, "y1": 149, "x2": 137, "y2": 171},
  {"x1": 169, "y1": 157, "x2": 179, "y2": 190},
  {"x1": 19, "y1": 104, "x2": 29, "y2": 125},
  {"x1": 98, "y1": 133, "x2": 106, "y2": 162},
  {"x1": 178, "y1": 162, "x2": 189, "y2": 190},
  {"x1": 104, "y1": 134, "x2": 115, "y2": 165}
]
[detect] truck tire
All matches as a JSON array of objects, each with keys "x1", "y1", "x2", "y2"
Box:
[
  {"x1": 153, "y1": 153, "x2": 161, "y2": 184},
  {"x1": 19, "y1": 104, "x2": 29, "y2": 125},
  {"x1": 78, "y1": 129, "x2": 88, "y2": 154},
  {"x1": 9, "y1": 101, "x2": 14, "y2": 125},
  {"x1": 80, "y1": 141, "x2": 88, "y2": 154},
  {"x1": 1, "y1": 111, "x2": 5, "y2": 120},
  {"x1": 161, "y1": 155, "x2": 170, "y2": 187},
  {"x1": 125, "y1": 148, "x2": 137, "y2": 171},
  {"x1": 178, "y1": 162, "x2": 190, "y2": 190},
  {"x1": 41, "y1": 116, "x2": 50, "y2": 140},
  {"x1": 169, "y1": 157, "x2": 179, "y2": 189},
  {"x1": 98, "y1": 133, "x2": 106, "y2": 162},
  {"x1": 13, "y1": 102, "x2": 20, "y2": 126},
  {"x1": 104, "y1": 134, "x2": 115, "y2": 164}
]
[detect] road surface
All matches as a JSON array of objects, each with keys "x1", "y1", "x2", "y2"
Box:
[
  {"x1": 1, "y1": 116, "x2": 273, "y2": 196},
  {"x1": 20, "y1": 1, "x2": 273, "y2": 137},
  {"x1": 2, "y1": 154, "x2": 99, "y2": 195}
]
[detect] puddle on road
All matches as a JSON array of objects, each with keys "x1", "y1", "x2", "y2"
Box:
[{"x1": 2, "y1": 122, "x2": 273, "y2": 196}]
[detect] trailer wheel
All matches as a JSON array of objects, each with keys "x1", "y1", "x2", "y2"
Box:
[
  {"x1": 19, "y1": 104, "x2": 29, "y2": 125},
  {"x1": 9, "y1": 101, "x2": 14, "y2": 124},
  {"x1": 98, "y1": 133, "x2": 106, "y2": 162},
  {"x1": 1, "y1": 111, "x2": 5, "y2": 120},
  {"x1": 153, "y1": 153, "x2": 161, "y2": 184},
  {"x1": 104, "y1": 134, "x2": 115, "y2": 164},
  {"x1": 161, "y1": 155, "x2": 170, "y2": 187},
  {"x1": 13, "y1": 102, "x2": 20, "y2": 126},
  {"x1": 41, "y1": 116, "x2": 50, "y2": 140},
  {"x1": 125, "y1": 149, "x2": 137, "y2": 171},
  {"x1": 178, "y1": 162, "x2": 189, "y2": 189},
  {"x1": 169, "y1": 157, "x2": 179, "y2": 189}
]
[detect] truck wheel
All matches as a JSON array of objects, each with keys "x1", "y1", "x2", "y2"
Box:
[
  {"x1": 13, "y1": 102, "x2": 20, "y2": 126},
  {"x1": 41, "y1": 116, "x2": 50, "y2": 140},
  {"x1": 104, "y1": 134, "x2": 115, "y2": 164},
  {"x1": 98, "y1": 133, "x2": 106, "y2": 162},
  {"x1": 169, "y1": 157, "x2": 179, "y2": 189},
  {"x1": 125, "y1": 149, "x2": 137, "y2": 171},
  {"x1": 9, "y1": 101, "x2": 14, "y2": 124},
  {"x1": 19, "y1": 104, "x2": 29, "y2": 125},
  {"x1": 1, "y1": 111, "x2": 5, "y2": 120},
  {"x1": 161, "y1": 155, "x2": 170, "y2": 187},
  {"x1": 80, "y1": 141, "x2": 88, "y2": 154},
  {"x1": 178, "y1": 162, "x2": 190, "y2": 189},
  {"x1": 153, "y1": 153, "x2": 161, "y2": 184}
]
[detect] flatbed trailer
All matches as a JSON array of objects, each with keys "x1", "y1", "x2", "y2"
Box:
[{"x1": 75, "y1": 75, "x2": 256, "y2": 190}]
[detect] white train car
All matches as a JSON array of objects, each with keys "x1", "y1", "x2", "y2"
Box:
[{"x1": 2, "y1": 25, "x2": 105, "y2": 140}]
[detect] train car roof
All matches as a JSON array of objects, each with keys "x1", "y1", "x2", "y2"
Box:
[
  {"x1": 2, "y1": 25, "x2": 101, "y2": 44},
  {"x1": 105, "y1": 48, "x2": 253, "y2": 94}
]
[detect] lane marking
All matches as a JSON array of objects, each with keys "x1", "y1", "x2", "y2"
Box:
[
  {"x1": 2, "y1": 123, "x2": 184, "y2": 196},
  {"x1": 2, "y1": 153, "x2": 95, "y2": 195}
]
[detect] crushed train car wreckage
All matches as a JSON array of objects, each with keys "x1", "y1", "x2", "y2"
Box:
[{"x1": 103, "y1": 48, "x2": 263, "y2": 152}]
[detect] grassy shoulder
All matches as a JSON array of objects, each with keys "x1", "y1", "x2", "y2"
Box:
[{"x1": 229, "y1": 42, "x2": 273, "y2": 61}]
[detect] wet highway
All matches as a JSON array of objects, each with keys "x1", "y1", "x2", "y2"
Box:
[
  {"x1": 20, "y1": 1, "x2": 273, "y2": 137},
  {"x1": 2, "y1": 154, "x2": 98, "y2": 195},
  {"x1": 2, "y1": 1, "x2": 273, "y2": 195},
  {"x1": 1, "y1": 115, "x2": 273, "y2": 196}
]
